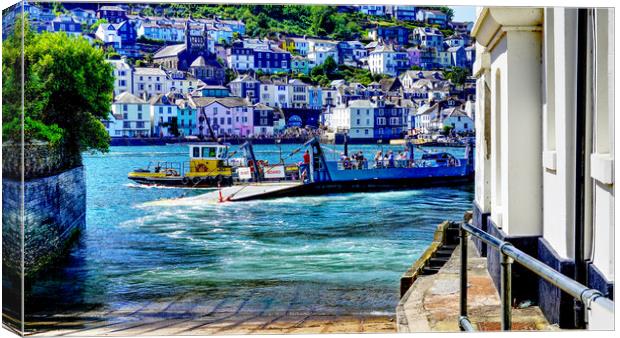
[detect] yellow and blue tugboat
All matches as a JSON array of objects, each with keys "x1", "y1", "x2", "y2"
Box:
[{"x1": 128, "y1": 143, "x2": 235, "y2": 187}]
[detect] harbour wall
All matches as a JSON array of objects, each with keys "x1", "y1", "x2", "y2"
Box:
[{"x1": 2, "y1": 142, "x2": 86, "y2": 278}]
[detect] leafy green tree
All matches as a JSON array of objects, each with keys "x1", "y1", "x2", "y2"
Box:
[
  {"x1": 90, "y1": 18, "x2": 108, "y2": 32},
  {"x1": 2, "y1": 18, "x2": 115, "y2": 155},
  {"x1": 443, "y1": 66, "x2": 470, "y2": 88},
  {"x1": 411, "y1": 65, "x2": 423, "y2": 70}
]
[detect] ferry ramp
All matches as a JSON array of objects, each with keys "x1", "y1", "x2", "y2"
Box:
[{"x1": 142, "y1": 182, "x2": 305, "y2": 207}]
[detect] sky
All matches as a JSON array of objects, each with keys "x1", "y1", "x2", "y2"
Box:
[{"x1": 450, "y1": 6, "x2": 477, "y2": 23}]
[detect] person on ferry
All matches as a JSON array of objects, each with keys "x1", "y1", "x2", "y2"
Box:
[
  {"x1": 357, "y1": 151, "x2": 365, "y2": 169},
  {"x1": 388, "y1": 151, "x2": 395, "y2": 168},
  {"x1": 374, "y1": 150, "x2": 383, "y2": 168}
]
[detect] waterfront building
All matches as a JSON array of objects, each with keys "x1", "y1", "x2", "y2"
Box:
[
  {"x1": 331, "y1": 99, "x2": 407, "y2": 139},
  {"x1": 471, "y1": 7, "x2": 614, "y2": 329},
  {"x1": 97, "y1": 5, "x2": 127, "y2": 24},
  {"x1": 229, "y1": 40, "x2": 291, "y2": 73},
  {"x1": 191, "y1": 97, "x2": 254, "y2": 137},
  {"x1": 101, "y1": 112, "x2": 122, "y2": 137},
  {"x1": 174, "y1": 97, "x2": 197, "y2": 136},
  {"x1": 111, "y1": 92, "x2": 151, "y2": 137},
  {"x1": 331, "y1": 100, "x2": 375, "y2": 139},
  {"x1": 415, "y1": 9, "x2": 448, "y2": 28},
  {"x1": 149, "y1": 94, "x2": 178, "y2": 137},
  {"x1": 368, "y1": 44, "x2": 409, "y2": 76},
  {"x1": 106, "y1": 57, "x2": 133, "y2": 97},
  {"x1": 445, "y1": 34, "x2": 468, "y2": 48},
  {"x1": 253, "y1": 103, "x2": 276, "y2": 136}
]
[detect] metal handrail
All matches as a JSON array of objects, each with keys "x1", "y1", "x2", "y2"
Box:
[{"x1": 458, "y1": 222, "x2": 614, "y2": 331}]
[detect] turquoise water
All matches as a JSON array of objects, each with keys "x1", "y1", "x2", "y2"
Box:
[{"x1": 27, "y1": 144, "x2": 473, "y2": 317}]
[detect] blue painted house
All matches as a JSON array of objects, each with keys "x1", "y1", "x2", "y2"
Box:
[
  {"x1": 228, "y1": 74, "x2": 261, "y2": 103},
  {"x1": 308, "y1": 86, "x2": 323, "y2": 110},
  {"x1": 447, "y1": 46, "x2": 467, "y2": 68},
  {"x1": 373, "y1": 101, "x2": 406, "y2": 139},
  {"x1": 372, "y1": 25, "x2": 410, "y2": 45},
  {"x1": 51, "y1": 15, "x2": 82, "y2": 36},
  {"x1": 97, "y1": 5, "x2": 127, "y2": 24}
]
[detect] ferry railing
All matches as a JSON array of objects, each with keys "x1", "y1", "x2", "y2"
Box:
[{"x1": 458, "y1": 222, "x2": 614, "y2": 331}]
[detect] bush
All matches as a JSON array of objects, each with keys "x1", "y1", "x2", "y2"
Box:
[{"x1": 3, "y1": 116, "x2": 65, "y2": 145}]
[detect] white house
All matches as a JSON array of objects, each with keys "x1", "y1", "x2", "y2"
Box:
[
  {"x1": 111, "y1": 92, "x2": 151, "y2": 137},
  {"x1": 331, "y1": 100, "x2": 375, "y2": 139},
  {"x1": 367, "y1": 44, "x2": 409, "y2": 76},
  {"x1": 106, "y1": 57, "x2": 133, "y2": 97},
  {"x1": 95, "y1": 22, "x2": 123, "y2": 48},
  {"x1": 471, "y1": 7, "x2": 614, "y2": 330},
  {"x1": 441, "y1": 108, "x2": 473, "y2": 133},
  {"x1": 133, "y1": 67, "x2": 168, "y2": 100},
  {"x1": 308, "y1": 46, "x2": 338, "y2": 67}
]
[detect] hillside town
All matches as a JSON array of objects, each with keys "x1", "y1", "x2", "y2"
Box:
[{"x1": 3, "y1": 3, "x2": 476, "y2": 143}]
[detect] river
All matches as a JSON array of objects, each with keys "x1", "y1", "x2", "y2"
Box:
[{"x1": 26, "y1": 143, "x2": 473, "y2": 319}]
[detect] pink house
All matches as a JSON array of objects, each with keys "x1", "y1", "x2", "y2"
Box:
[{"x1": 190, "y1": 97, "x2": 254, "y2": 137}]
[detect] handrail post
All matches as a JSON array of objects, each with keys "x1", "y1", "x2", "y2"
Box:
[
  {"x1": 500, "y1": 246, "x2": 513, "y2": 330},
  {"x1": 459, "y1": 224, "x2": 469, "y2": 330}
]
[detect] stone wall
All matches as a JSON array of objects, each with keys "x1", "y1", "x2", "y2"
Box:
[
  {"x1": 2, "y1": 166, "x2": 86, "y2": 277},
  {"x1": 2, "y1": 141, "x2": 81, "y2": 180}
]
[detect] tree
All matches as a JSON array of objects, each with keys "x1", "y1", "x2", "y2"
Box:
[
  {"x1": 90, "y1": 18, "x2": 108, "y2": 32},
  {"x1": 2, "y1": 18, "x2": 115, "y2": 156},
  {"x1": 411, "y1": 65, "x2": 424, "y2": 70},
  {"x1": 443, "y1": 66, "x2": 469, "y2": 89},
  {"x1": 438, "y1": 7, "x2": 455, "y2": 22}
]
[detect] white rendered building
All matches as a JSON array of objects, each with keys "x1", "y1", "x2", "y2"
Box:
[{"x1": 471, "y1": 7, "x2": 614, "y2": 330}]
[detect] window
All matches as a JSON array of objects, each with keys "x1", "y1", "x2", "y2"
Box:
[
  {"x1": 220, "y1": 117, "x2": 225, "y2": 125},
  {"x1": 123, "y1": 121, "x2": 130, "y2": 128},
  {"x1": 136, "y1": 121, "x2": 145, "y2": 128},
  {"x1": 123, "y1": 104, "x2": 128, "y2": 111},
  {"x1": 123, "y1": 113, "x2": 128, "y2": 119},
  {"x1": 159, "y1": 107, "x2": 163, "y2": 114},
  {"x1": 137, "y1": 105, "x2": 142, "y2": 111},
  {"x1": 138, "y1": 113, "x2": 142, "y2": 119}
]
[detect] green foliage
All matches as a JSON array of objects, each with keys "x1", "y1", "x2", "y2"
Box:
[
  {"x1": 442, "y1": 125, "x2": 454, "y2": 135},
  {"x1": 90, "y1": 18, "x2": 108, "y2": 32},
  {"x1": 2, "y1": 17, "x2": 115, "y2": 154},
  {"x1": 411, "y1": 65, "x2": 424, "y2": 70},
  {"x1": 136, "y1": 35, "x2": 165, "y2": 45},
  {"x1": 443, "y1": 66, "x2": 470, "y2": 88}
]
